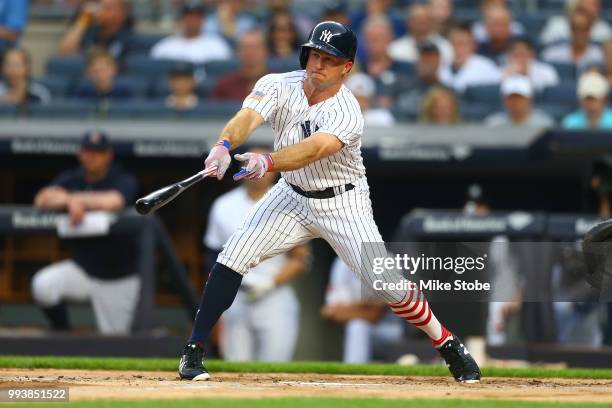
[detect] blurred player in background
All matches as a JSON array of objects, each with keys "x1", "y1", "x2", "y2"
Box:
[
  {"x1": 31, "y1": 130, "x2": 139, "y2": 335},
  {"x1": 204, "y1": 147, "x2": 309, "y2": 361},
  {"x1": 322, "y1": 257, "x2": 402, "y2": 363}
]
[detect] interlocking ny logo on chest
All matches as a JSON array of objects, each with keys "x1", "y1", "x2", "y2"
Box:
[
  {"x1": 300, "y1": 121, "x2": 320, "y2": 138},
  {"x1": 320, "y1": 30, "x2": 339, "y2": 43}
]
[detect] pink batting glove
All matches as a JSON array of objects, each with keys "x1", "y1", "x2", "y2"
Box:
[
  {"x1": 233, "y1": 152, "x2": 274, "y2": 181},
  {"x1": 204, "y1": 139, "x2": 232, "y2": 180}
]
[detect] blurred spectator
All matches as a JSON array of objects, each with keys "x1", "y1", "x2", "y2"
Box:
[
  {"x1": 350, "y1": 0, "x2": 404, "y2": 39},
  {"x1": 202, "y1": 0, "x2": 257, "y2": 45},
  {"x1": 76, "y1": 48, "x2": 132, "y2": 102},
  {"x1": 58, "y1": 0, "x2": 133, "y2": 61},
  {"x1": 503, "y1": 38, "x2": 559, "y2": 93},
  {"x1": 540, "y1": 0, "x2": 611, "y2": 46},
  {"x1": 151, "y1": 1, "x2": 232, "y2": 64},
  {"x1": 428, "y1": 0, "x2": 454, "y2": 36},
  {"x1": 165, "y1": 62, "x2": 199, "y2": 111},
  {"x1": 601, "y1": 38, "x2": 612, "y2": 85},
  {"x1": 358, "y1": 16, "x2": 406, "y2": 107},
  {"x1": 419, "y1": 86, "x2": 461, "y2": 125},
  {"x1": 439, "y1": 24, "x2": 501, "y2": 93},
  {"x1": 346, "y1": 73, "x2": 395, "y2": 127},
  {"x1": 394, "y1": 40, "x2": 442, "y2": 114},
  {"x1": 266, "y1": 0, "x2": 314, "y2": 40},
  {"x1": 562, "y1": 70, "x2": 612, "y2": 128},
  {"x1": 205, "y1": 147, "x2": 308, "y2": 361},
  {"x1": 0, "y1": 0, "x2": 29, "y2": 55},
  {"x1": 485, "y1": 75, "x2": 555, "y2": 127},
  {"x1": 266, "y1": 10, "x2": 300, "y2": 59},
  {"x1": 388, "y1": 3, "x2": 452, "y2": 66},
  {"x1": 0, "y1": 48, "x2": 51, "y2": 109},
  {"x1": 321, "y1": 258, "x2": 402, "y2": 364},
  {"x1": 472, "y1": 0, "x2": 524, "y2": 44},
  {"x1": 31, "y1": 130, "x2": 139, "y2": 334},
  {"x1": 321, "y1": 0, "x2": 350, "y2": 28},
  {"x1": 211, "y1": 30, "x2": 269, "y2": 101},
  {"x1": 541, "y1": 10, "x2": 603, "y2": 72},
  {"x1": 476, "y1": 6, "x2": 519, "y2": 64}
]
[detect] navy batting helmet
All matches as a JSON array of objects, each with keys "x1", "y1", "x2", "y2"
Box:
[{"x1": 300, "y1": 21, "x2": 357, "y2": 69}]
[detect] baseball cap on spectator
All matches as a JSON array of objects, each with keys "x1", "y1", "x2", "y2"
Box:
[
  {"x1": 81, "y1": 130, "x2": 112, "y2": 150},
  {"x1": 182, "y1": 0, "x2": 205, "y2": 15},
  {"x1": 169, "y1": 62, "x2": 195, "y2": 77},
  {"x1": 578, "y1": 71, "x2": 609, "y2": 99},
  {"x1": 346, "y1": 73, "x2": 376, "y2": 98},
  {"x1": 501, "y1": 75, "x2": 533, "y2": 98},
  {"x1": 417, "y1": 39, "x2": 440, "y2": 55}
]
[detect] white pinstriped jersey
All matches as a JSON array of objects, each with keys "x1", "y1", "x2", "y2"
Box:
[{"x1": 242, "y1": 70, "x2": 366, "y2": 191}]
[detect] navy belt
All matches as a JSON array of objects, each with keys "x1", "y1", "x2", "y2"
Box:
[{"x1": 289, "y1": 182, "x2": 355, "y2": 199}]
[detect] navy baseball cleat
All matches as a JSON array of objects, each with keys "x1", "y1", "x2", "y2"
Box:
[
  {"x1": 437, "y1": 335, "x2": 481, "y2": 383},
  {"x1": 178, "y1": 342, "x2": 210, "y2": 381}
]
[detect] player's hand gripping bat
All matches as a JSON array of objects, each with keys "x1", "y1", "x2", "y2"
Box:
[{"x1": 135, "y1": 165, "x2": 218, "y2": 215}]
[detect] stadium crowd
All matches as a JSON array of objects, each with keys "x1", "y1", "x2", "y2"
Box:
[{"x1": 1, "y1": 0, "x2": 612, "y2": 127}]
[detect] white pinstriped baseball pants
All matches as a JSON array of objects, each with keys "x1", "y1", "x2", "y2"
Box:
[{"x1": 217, "y1": 177, "x2": 405, "y2": 304}]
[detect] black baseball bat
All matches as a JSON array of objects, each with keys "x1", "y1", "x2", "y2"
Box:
[{"x1": 135, "y1": 166, "x2": 218, "y2": 215}]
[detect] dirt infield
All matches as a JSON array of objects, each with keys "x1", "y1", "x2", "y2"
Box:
[{"x1": 1, "y1": 368, "x2": 612, "y2": 403}]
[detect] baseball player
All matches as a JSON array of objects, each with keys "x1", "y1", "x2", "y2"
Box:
[{"x1": 179, "y1": 21, "x2": 481, "y2": 383}]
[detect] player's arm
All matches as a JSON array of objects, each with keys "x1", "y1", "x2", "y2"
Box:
[
  {"x1": 203, "y1": 108, "x2": 265, "y2": 180},
  {"x1": 243, "y1": 245, "x2": 310, "y2": 301},
  {"x1": 218, "y1": 108, "x2": 265, "y2": 148},
  {"x1": 233, "y1": 132, "x2": 343, "y2": 180},
  {"x1": 270, "y1": 132, "x2": 342, "y2": 171},
  {"x1": 68, "y1": 191, "x2": 126, "y2": 211},
  {"x1": 272, "y1": 244, "x2": 310, "y2": 286}
]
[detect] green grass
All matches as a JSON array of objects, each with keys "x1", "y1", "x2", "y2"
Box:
[
  {"x1": 3, "y1": 398, "x2": 612, "y2": 408},
  {"x1": 1, "y1": 355, "x2": 612, "y2": 380}
]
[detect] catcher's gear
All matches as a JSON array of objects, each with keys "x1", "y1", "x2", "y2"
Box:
[{"x1": 300, "y1": 21, "x2": 357, "y2": 69}]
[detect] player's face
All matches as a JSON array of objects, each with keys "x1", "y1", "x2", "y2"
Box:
[
  {"x1": 306, "y1": 49, "x2": 352, "y2": 89},
  {"x1": 78, "y1": 148, "x2": 113, "y2": 175}
]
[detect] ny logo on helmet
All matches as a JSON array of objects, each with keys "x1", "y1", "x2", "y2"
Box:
[{"x1": 319, "y1": 29, "x2": 339, "y2": 43}]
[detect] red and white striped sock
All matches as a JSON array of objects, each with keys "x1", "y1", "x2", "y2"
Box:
[{"x1": 389, "y1": 287, "x2": 453, "y2": 348}]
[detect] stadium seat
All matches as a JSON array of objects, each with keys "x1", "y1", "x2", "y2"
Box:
[
  {"x1": 46, "y1": 55, "x2": 85, "y2": 77},
  {"x1": 541, "y1": 83, "x2": 577, "y2": 107},
  {"x1": 151, "y1": 77, "x2": 217, "y2": 98},
  {"x1": 183, "y1": 100, "x2": 243, "y2": 119},
  {"x1": 125, "y1": 55, "x2": 175, "y2": 77},
  {"x1": 204, "y1": 60, "x2": 239, "y2": 78},
  {"x1": 517, "y1": 15, "x2": 547, "y2": 41},
  {"x1": 462, "y1": 85, "x2": 502, "y2": 108},
  {"x1": 0, "y1": 103, "x2": 16, "y2": 117},
  {"x1": 538, "y1": 103, "x2": 573, "y2": 122},
  {"x1": 549, "y1": 62, "x2": 576, "y2": 80},
  {"x1": 114, "y1": 75, "x2": 152, "y2": 98},
  {"x1": 107, "y1": 99, "x2": 175, "y2": 118},
  {"x1": 27, "y1": 100, "x2": 98, "y2": 118},
  {"x1": 460, "y1": 104, "x2": 496, "y2": 122},
  {"x1": 268, "y1": 57, "x2": 301, "y2": 73},
  {"x1": 36, "y1": 75, "x2": 73, "y2": 97},
  {"x1": 128, "y1": 33, "x2": 165, "y2": 54}
]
